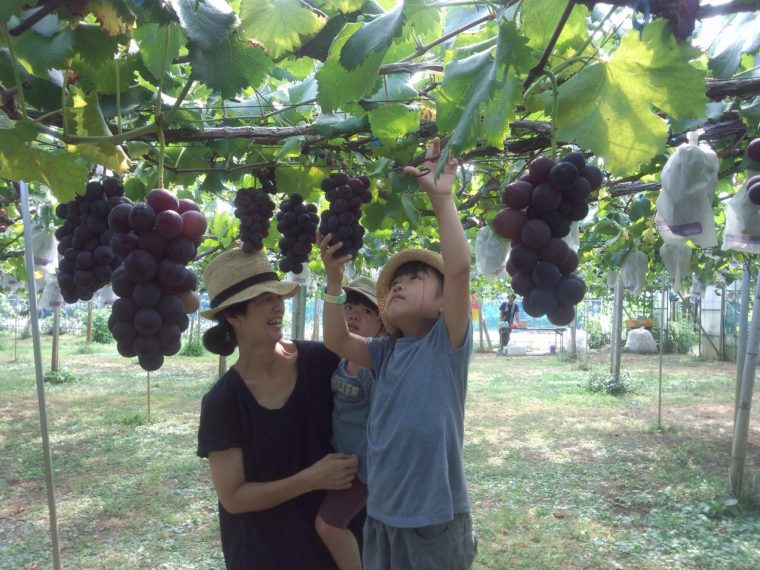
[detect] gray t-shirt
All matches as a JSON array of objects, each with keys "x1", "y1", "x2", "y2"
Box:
[
  {"x1": 330, "y1": 359, "x2": 373, "y2": 483},
  {"x1": 367, "y1": 316, "x2": 472, "y2": 527}
]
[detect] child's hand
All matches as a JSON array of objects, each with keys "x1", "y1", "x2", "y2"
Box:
[
  {"x1": 318, "y1": 232, "x2": 352, "y2": 285},
  {"x1": 402, "y1": 137, "x2": 458, "y2": 201}
]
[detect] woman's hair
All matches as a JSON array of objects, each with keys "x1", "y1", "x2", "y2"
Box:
[
  {"x1": 202, "y1": 300, "x2": 249, "y2": 356},
  {"x1": 345, "y1": 290, "x2": 378, "y2": 312}
]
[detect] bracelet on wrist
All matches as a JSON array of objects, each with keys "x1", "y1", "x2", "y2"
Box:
[{"x1": 322, "y1": 286, "x2": 346, "y2": 304}]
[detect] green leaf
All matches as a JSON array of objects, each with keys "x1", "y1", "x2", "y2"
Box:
[
  {"x1": 548, "y1": 20, "x2": 707, "y2": 176},
  {"x1": 276, "y1": 136, "x2": 304, "y2": 160},
  {"x1": 169, "y1": 0, "x2": 237, "y2": 52},
  {"x1": 437, "y1": 18, "x2": 534, "y2": 155},
  {"x1": 72, "y1": 51, "x2": 138, "y2": 95},
  {"x1": 11, "y1": 17, "x2": 74, "y2": 76},
  {"x1": 133, "y1": 23, "x2": 184, "y2": 80},
  {"x1": 521, "y1": 0, "x2": 589, "y2": 53},
  {"x1": 65, "y1": 88, "x2": 131, "y2": 172},
  {"x1": 321, "y1": 0, "x2": 365, "y2": 12},
  {"x1": 707, "y1": 12, "x2": 760, "y2": 79},
  {"x1": 240, "y1": 0, "x2": 326, "y2": 59},
  {"x1": 339, "y1": 6, "x2": 405, "y2": 70},
  {"x1": 190, "y1": 32, "x2": 273, "y2": 99},
  {"x1": 71, "y1": 23, "x2": 121, "y2": 68},
  {"x1": 0, "y1": 0, "x2": 25, "y2": 22},
  {"x1": 88, "y1": 0, "x2": 135, "y2": 36},
  {"x1": 399, "y1": 193, "x2": 418, "y2": 226},
  {"x1": 629, "y1": 197, "x2": 652, "y2": 222},
  {"x1": 316, "y1": 22, "x2": 385, "y2": 112},
  {"x1": 368, "y1": 104, "x2": 419, "y2": 144},
  {"x1": 312, "y1": 114, "x2": 370, "y2": 138},
  {"x1": 275, "y1": 165, "x2": 330, "y2": 199},
  {"x1": 0, "y1": 125, "x2": 88, "y2": 203}
]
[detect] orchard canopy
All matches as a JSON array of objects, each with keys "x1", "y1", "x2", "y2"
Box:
[{"x1": 1, "y1": 0, "x2": 760, "y2": 287}]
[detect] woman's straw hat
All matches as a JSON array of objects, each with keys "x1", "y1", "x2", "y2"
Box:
[
  {"x1": 343, "y1": 276, "x2": 378, "y2": 307},
  {"x1": 201, "y1": 248, "x2": 298, "y2": 319},
  {"x1": 376, "y1": 249, "x2": 444, "y2": 335}
]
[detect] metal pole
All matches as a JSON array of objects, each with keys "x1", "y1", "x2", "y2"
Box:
[
  {"x1": 735, "y1": 265, "x2": 751, "y2": 426},
  {"x1": 658, "y1": 286, "x2": 666, "y2": 429},
  {"x1": 86, "y1": 300, "x2": 93, "y2": 344},
  {"x1": 611, "y1": 278, "x2": 624, "y2": 381},
  {"x1": 720, "y1": 286, "x2": 726, "y2": 361},
  {"x1": 476, "y1": 295, "x2": 484, "y2": 352},
  {"x1": 291, "y1": 286, "x2": 306, "y2": 340},
  {"x1": 218, "y1": 355, "x2": 227, "y2": 377},
  {"x1": 20, "y1": 181, "x2": 62, "y2": 570},
  {"x1": 13, "y1": 307, "x2": 18, "y2": 361},
  {"x1": 147, "y1": 371, "x2": 151, "y2": 423},
  {"x1": 51, "y1": 307, "x2": 60, "y2": 372}
]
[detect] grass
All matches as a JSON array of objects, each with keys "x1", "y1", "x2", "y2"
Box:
[{"x1": 1, "y1": 331, "x2": 759, "y2": 569}]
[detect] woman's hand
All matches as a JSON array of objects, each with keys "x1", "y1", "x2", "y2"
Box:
[
  {"x1": 318, "y1": 232, "x2": 352, "y2": 289},
  {"x1": 402, "y1": 137, "x2": 458, "y2": 201},
  {"x1": 305, "y1": 453, "x2": 358, "y2": 491}
]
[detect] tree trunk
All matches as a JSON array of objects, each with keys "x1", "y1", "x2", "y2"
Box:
[{"x1": 730, "y1": 268, "x2": 760, "y2": 498}]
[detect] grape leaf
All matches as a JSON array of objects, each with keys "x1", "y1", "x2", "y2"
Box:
[
  {"x1": 168, "y1": 0, "x2": 237, "y2": 52},
  {"x1": 521, "y1": 0, "x2": 589, "y2": 53},
  {"x1": 707, "y1": 12, "x2": 760, "y2": 79},
  {"x1": 71, "y1": 23, "x2": 122, "y2": 68},
  {"x1": 0, "y1": 125, "x2": 88, "y2": 203},
  {"x1": 547, "y1": 20, "x2": 707, "y2": 176},
  {"x1": 240, "y1": 0, "x2": 326, "y2": 59},
  {"x1": 65, "y1": 88, "x2": 131, "y2": 173},
  {"x1": 190, "y1": 33, "x2": 273, "y2": 99},
  {"x1": 133, "y1": 23, "x2": 184, "y2": 81},
  {"x1": 11, "y1": 17, "x2": 73, "y2": 76},
  {"x1": 89, "y1": 0, "x2": 135, "y2": 36},
  {"x1": 275, "y1": 165, "x2": 329, "y2": 201},
  {"x1": 437, "y1": 18, "x2": 535, "y2": 155},
  {"x1": 368, "y1": 104, "x2": 420, "y2": 145},
  {"x1": 316, "y1": 22, "x2": 385, "y2": 112},
  {"x1": 339, "y1": 5, "x2": 405, "y2": 70},
  {"x1": 320, "y1": 0, "x2": 365, "y2": 12},
  {"x1": 0, "y1": 0, "x2": 25, "y2": 22}
]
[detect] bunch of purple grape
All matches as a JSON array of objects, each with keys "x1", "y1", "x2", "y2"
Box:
[
  {"x1": 106, "y1": 188, "x2": 207, "y2": 371},
  {"x1": 234, "y1": 187, "x2": 275, "y2": 253},
  {"x1": 492, "y1": 152, "x2": 603, "y2": 326},
  {"x1": 317, "y1": 173, "x2": 371, "y2": 258},
  {"x1": 275, "y1": 193, "x2": 319, "y2": 274},
  {"x1": 747, "y1": 136, "x2": 760, "y2": 205},
  {"x1": 54, "y1": 177, "x2": 128, "y2": 303},
  {"x1": 748, "y1": 174, "x2": 760, "y2": 206}
]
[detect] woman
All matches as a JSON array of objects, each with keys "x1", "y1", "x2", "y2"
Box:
[{"x1": 197, "y1": 248, "x2": 360, "y2": 569}]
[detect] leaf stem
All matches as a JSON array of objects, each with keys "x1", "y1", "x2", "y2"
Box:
[
  {"x1": 115, "y1": 55, "x2": 122, "y2": 134},
  {"x1": 523, "y1": 0, "x2": 576, "y2": 89},
  {"x1": 157, "y1": 127, "x2": 166, "y2": 189},
  {"x1": 399, "y1": 12, "x2": 495, "y2": 63},
  {"x1": 163, "y1": 74, "x2": 195, "y2": 126}
]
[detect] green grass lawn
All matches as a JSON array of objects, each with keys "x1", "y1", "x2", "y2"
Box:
[{"x1": 1, "y1": 331, "x2": 759, "y2": 569}]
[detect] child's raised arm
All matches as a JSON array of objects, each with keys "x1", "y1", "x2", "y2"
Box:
[
  {"x1": 318, "y1": 233, "x2": 374, "y2": 368},
  {"x1": 403, "y1": 138, "x2": 471, "y2": 348}
]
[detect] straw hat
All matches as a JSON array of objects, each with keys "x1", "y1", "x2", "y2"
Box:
[
  {"x1": 343, "y1": 276, "x2": 378, "y2": 307},
  {"x1": 376, "y1": 249, "x2": 444, "y2": 335},
  {"x1": 201, "y1": 248, "x2": 298, "y2": 319}
]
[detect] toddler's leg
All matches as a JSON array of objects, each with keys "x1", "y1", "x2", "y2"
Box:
[{"x1": 316, "y1": 514, "x2": 362, "y2": 570}]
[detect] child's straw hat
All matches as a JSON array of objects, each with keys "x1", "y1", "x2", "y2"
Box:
[{"x1": 376, "y1": 249, "x2": 444, "y2": 335}]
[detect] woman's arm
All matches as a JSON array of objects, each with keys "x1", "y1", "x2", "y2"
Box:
[{"x1": 209, "y1": 448, "x2": 358, "y2": 515}]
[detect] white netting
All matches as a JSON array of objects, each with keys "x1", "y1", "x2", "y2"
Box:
[
  {"x1": 721, "y1": 171, "x2": 760, "y2": 254},
  {"x1": 659, "y1": 242, "x2": 691, "y2": 291},
  {"x1": 620, "y1": 249, "x2": 648, "y2": 295},
  {"x1": 476, "y1": 226, "x2": 509, "y2": 281},
  {"x1": 625, "y1": 327, "x2": 658, "y2": 353},
  {"x1": 655, "y1": 131, "x2": 718, "y2": 248}
]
